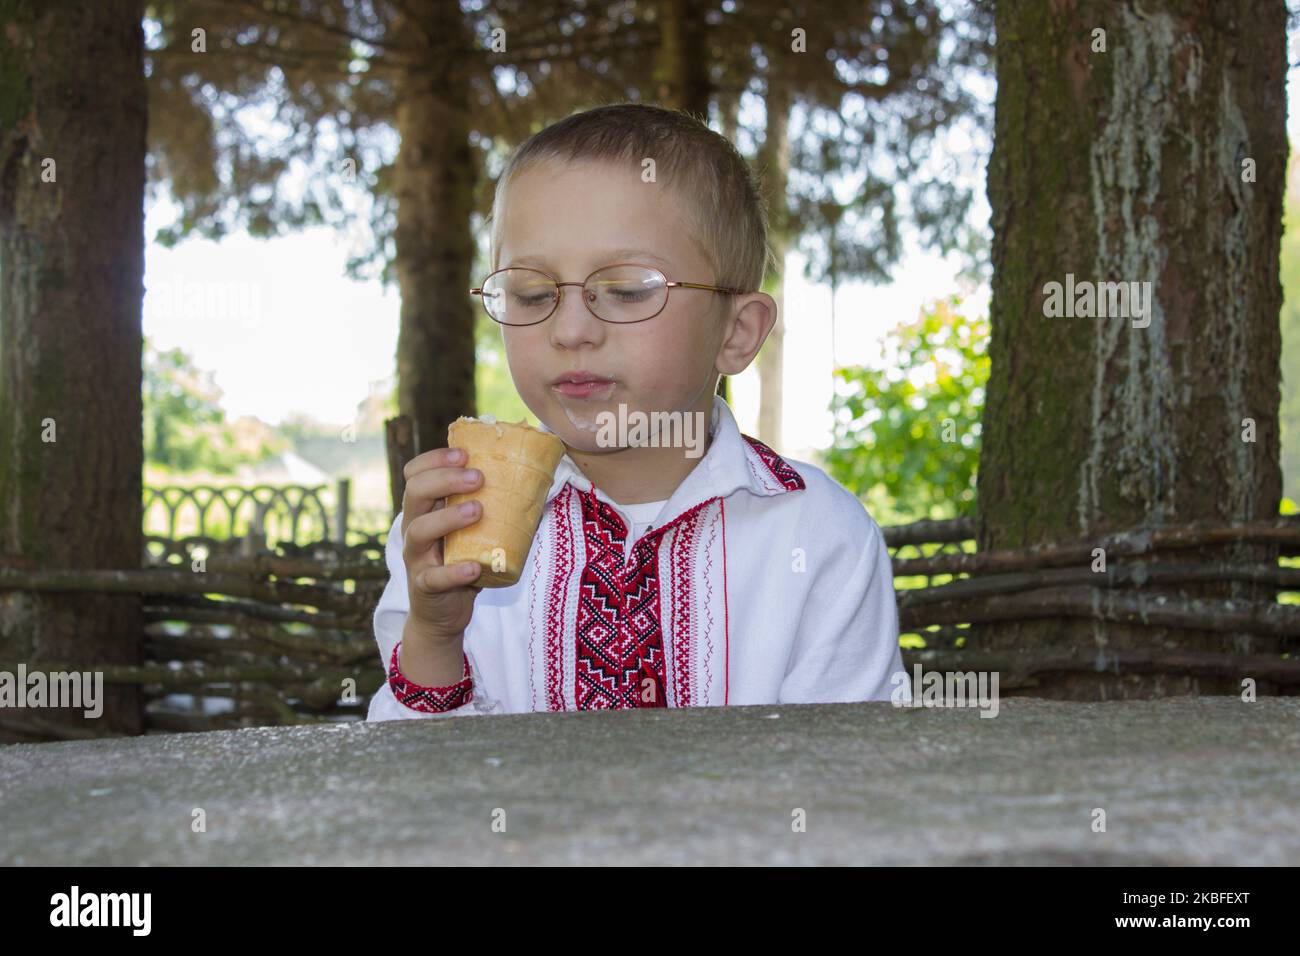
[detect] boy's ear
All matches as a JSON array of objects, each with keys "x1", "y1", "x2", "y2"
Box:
[{"x1": 716, "y1": 292, "x2": 778, "y2": 376}]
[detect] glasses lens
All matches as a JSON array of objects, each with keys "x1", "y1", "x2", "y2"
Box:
[
  {"x1": 482, "y1": 269, "x2": 557, "y2": 325},
  {"x1": 585, "y1": 265, "x2": 667, "y2": 322}
]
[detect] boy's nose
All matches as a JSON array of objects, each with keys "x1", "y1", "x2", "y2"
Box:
[{"x1": 548, "y1": 285, "x2": 606, "y2": 346}]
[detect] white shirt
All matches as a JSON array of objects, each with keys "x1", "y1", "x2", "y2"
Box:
[{"x1": 367, "y1": 394, "x2": 909, "y2": 720}]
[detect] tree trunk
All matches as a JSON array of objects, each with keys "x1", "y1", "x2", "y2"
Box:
[
  {"x1": 718, "y1": 85, "x2": 741, "y2": 418},
  {"x1": 654, "y1": 0, "x2": 711, "y2": 121},
  {"x1": 393, "y1": 0, "x2": 478, "y2": 454},
  {"x1": 719, "y1": 88, "x2": 739, "y2": 143},
  {"x1": 0, "y1": 0, "x2": 146, "y2": 740},
  {"x1": 654, "y1": 0, "x2": 718, "y2": 399},
  {"x1": 976, "y1": 0, "x2": 1287, "y2": 698},
  {"x1": 757, "y1": 74, "x2": 790, "y2": 450}
]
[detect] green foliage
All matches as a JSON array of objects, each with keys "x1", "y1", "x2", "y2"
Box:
[
  {"x1": 142, "y1": 336, "x2": 282, "y2": 474},
  {"x1": 473, "y1": 310, "x2": 533, "y2": 423},
  {"x1": 825, "y1": 295, "x2": 988, "y2": 522}
]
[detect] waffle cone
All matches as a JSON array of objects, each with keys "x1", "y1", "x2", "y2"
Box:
[{"x1": 443, "y1": 416, "x2": 566, "y2": 588}]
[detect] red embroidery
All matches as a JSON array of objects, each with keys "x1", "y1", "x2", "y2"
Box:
[
  {"x1": 543, "y1": 486, "x2": 577, "y2": 711},
  {"x1": 573, "y1": 488, "x2": 668, "y2": 709},
  {"x1": 388, "y1": 641, "x2": 473, "y2": 713},
  {"x1": 700, "y1": 504, "x2": 718, "y2": 700},
  {"x1": 742, "y1": 434, "x2": 806, "y2": 491},
  {"x1": 667, "y1": 509, "x2": 696, "y2": 705},
  {"x1": 530, "y1": 435, "x2": 801, "y2": 712}
]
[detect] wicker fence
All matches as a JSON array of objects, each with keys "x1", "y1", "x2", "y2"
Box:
[
  {"x1": 883, "y1": 516, "x2": 1300, "y2": 691},
  {"x1": 2, "y1": 511, "x2": 1297, "y2": 736},
  {"x1": 3, "y1": 415, "x2": 1299, "y2": 736}
]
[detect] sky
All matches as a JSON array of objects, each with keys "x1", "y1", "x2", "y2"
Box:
[{"x1": 142, "y1": 36, "x2": 1300, "y2": 460}]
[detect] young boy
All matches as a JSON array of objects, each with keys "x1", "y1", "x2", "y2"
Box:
[{"x1": 367, "y1": 103, "x2": 909, "y2": 720}]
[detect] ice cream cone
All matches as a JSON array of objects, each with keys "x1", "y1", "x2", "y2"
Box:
[{"x1": 443, "y1": 415, "x2": 566, "y2": 588}]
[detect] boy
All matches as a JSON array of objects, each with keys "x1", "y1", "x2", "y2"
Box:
[{"x1": 367, "y1": 103, "x2": 909, "y2": 719}]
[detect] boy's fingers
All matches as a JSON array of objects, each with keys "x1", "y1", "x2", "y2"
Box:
[
  {"x1": 413, "y1": 560, "x2": 482, "y2": 594},
  {"x1": 403, "y1": 500, "x2": 482, "y2": 564},
  {"x1": 403, "y1": 446, "x2": 465, "y2": 482},
  {"x1": 402, "y1": 465, "x2": 483, "y2": 525},
  {"x1": 402, "y1": 450, "x2": 463, "y2": 534}
]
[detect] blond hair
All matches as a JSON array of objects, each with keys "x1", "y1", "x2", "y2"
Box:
[{"x1": 487, "y1": 102, "x2": 775, "y2": 304}]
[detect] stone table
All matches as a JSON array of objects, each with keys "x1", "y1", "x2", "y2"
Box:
[{"x1": 2, "y1": 698, "x2": 1297, "y2": 865}]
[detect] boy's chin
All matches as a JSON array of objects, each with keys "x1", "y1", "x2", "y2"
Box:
[
  {"x1": 544, "y1": 398, "x2": 618, "y2": 449},
  {"x1": 555, "y1": 430, "x2": 622, "y2": 455}
]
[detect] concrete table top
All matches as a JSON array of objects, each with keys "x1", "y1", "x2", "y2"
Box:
[{"x1": 2, "y1": 697, "x2": 1297, "y2": 865}]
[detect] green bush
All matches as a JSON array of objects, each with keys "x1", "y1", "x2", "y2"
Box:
[{"x1": 825, "y1": 295, "x2": 988, "y2": 522}]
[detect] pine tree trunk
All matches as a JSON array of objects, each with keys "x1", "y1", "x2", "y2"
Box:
[
  {"x1": 654, "y1": 0, "x2": 711, "y2": 121},
  {"x1": 393, "y1": 0, "x2": 478, "y2": 453},
  {"x1": 757, "y1": 75, "x2": 790, "y2": 450},
  {"x1": 976, "y1": 0, "x2": 1287, "y2": 698},
  {"x1": 0, "y1": 0, "x2": 146, "y2": 740},
  {"x1": 654, "y1": 0, "x2": 717, "y2": 400},
  {"x1": 719, "y1": 90, "x2": 739, "y2": 143},
  {"x1": 718, "y1": 86, "x2": 741, "y2": 414}
]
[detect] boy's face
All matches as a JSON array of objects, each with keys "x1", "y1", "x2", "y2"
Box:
[{"x1": 494, "y1": 159, "x2": 730, "y2": 454}]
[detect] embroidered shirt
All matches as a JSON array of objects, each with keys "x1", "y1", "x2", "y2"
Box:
[
  {"x1": 367, "y1": 394, "x2": 909, "y2": 720},
  {"x1": 616, "y1": 498, "x2": 668, "y2": 563}
]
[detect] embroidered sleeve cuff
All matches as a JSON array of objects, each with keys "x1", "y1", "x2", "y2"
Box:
[{"x1": 388, "y1": 641, "x2": 474, "y2": 713}]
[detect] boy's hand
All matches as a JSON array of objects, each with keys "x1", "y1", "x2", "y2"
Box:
[{"x1": 400, "y1": 446, "x2": 485, "y2": 642}]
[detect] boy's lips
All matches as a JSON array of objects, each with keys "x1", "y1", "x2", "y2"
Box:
[
  {"x1": 551, "y1": 379, "x2": 616, "y2": 399},
  {"x1": 550, "y1": 370, "x2": 616, "y2": 399}
]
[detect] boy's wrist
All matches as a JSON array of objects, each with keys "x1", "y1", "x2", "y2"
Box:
[
  {"x1": 397, "y1": 619, "x2": 466, "y2": 688},
  {"x1": 404, "y1": 614, "x2": 464, "y2": 647}
]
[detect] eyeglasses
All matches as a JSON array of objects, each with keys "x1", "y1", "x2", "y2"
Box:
[{"x1": 469, "y1": 263, "x2": 747, "y2": 326}]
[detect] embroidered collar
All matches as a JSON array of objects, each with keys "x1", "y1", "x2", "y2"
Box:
[{"x1": 534, "y1": 394, "x2": 804, "y2": 528}]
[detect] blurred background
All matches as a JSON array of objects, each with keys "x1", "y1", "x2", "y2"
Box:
[
  {"x1": 131, "y1": 1, "x2": 1300, "y2": 539},
  {"x1": 136, "y1": 0, "x2": 998, "y2": 540}
]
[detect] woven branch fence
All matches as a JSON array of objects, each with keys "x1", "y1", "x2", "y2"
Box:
[
  {"x1": 3, "y1": 513, "x2": 1298, "y2": 736},
  {"x1": 3, "y1": 419, "x2": 1298, "y2": 735},
  {"x1": 882, "y1": 517, "x2": 1300, "y2": 691}
]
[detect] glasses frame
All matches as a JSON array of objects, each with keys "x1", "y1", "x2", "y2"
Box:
[{"x1": 469, "y1": 262, "x2": 749, "y2": 326}]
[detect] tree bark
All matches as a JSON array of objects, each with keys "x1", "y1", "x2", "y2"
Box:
[
  {"x1": 654, "y1": 0, "x2": 720, "y2": 400},
  {"x1": 718, "y1": 85, "x2": 741, "y2": 420},
  {"x1": 976, "y1": 0, "x2": 1287, "y2": 698},
  {"x1": 757, "y1": 71, "x2": 791, "y2": 450},
  {"x1": 393, "y1": 0, "x2": 478, "y2": 454},
  {"x1": 0, "y1": 0, "x2": 146, "y2": 740},
  {"x1": 654, "y1": 0, "x2": 711, "y2": 121},
  {"x1": 719, "y1": 88, "x2": 739, "y2": 143}
]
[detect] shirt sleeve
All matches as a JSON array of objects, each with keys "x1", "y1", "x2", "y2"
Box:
[
  {"x1": 778, "y1": 493, "x2": 912, "y2": 705},
  {"x1": 365, "y1": 511, "x2": 489, "y2": 722}
]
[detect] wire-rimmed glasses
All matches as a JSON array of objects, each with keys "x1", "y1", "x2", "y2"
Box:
[{"x1": 469, "y1": 263, "x2": 747, "y2": 326}]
